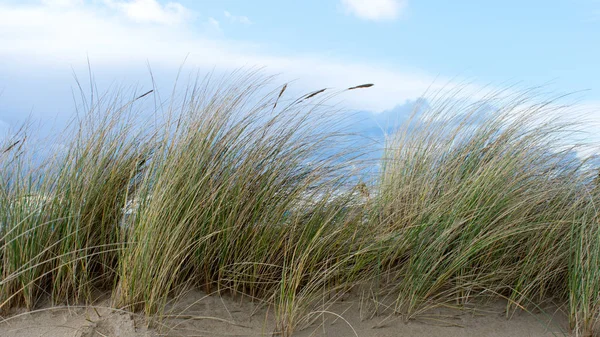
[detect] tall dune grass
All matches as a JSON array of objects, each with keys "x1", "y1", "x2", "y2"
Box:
[
  {"x1": 372, "y1": 89, "x2": 600, "y2": 336},
  {"x1": 0, "y1": 74, "x2": 599, "y2": 336},
  {"x1": 0, "y1": 90, "x2": 153, "y2": 309}
]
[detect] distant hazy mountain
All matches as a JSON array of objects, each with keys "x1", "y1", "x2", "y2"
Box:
[{"x1": 346, "y1": 99, "x2": 424, "y2": 140}]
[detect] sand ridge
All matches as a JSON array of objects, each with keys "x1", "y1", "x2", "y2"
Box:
[{"x1": 0, "y1": 291, "x2": 569, "y2": 337}]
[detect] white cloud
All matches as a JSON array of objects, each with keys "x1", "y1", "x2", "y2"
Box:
[
  {"x1": 207, "y1": 17, "x2": 219, "y2": 27},
  {"x1": 224, "y1": 10, "x2": 252, "y2": 25},
  {"x1": 341, "y1": 0, "x2": 407, "y2": 21},
  {"x1": 0, "y1": 1, "x2": 441, "y2": 112},
  {"x1": 103, "y1": 0, "x2": 193, "y2": 25},
  {"x1": 0, "y1": 0, "x2": 507, "y2": 115},
  {"x1": 41, "y1": 0, "x2": 83, "y2": 6},
  {"x1": 204, "y1": 17, "x2": 222, "y2": 34}
]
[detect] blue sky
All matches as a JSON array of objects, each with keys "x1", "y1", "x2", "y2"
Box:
[{"x1": 0, "y1": 0, "x2": 599, "y2": 140}]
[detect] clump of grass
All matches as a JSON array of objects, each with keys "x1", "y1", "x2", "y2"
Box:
[
  {"x1": 568, "y1": 197, "x2": 600, "y2": 336},
  {"x1": 1, "y1": 74, "x2": 599, "y2": 337},
  {"x1": 109, "y1": 72, "x2": 372, "y2": 335},
  {"x1": 0, "y1": 90, "x2": 153, "y2": 310},
  {"x1": 370, "y1": 88, "x2": 599, "y2": 335},
  {"x1": 0, "y1": 125, "x2": 45, "y2": 310}
]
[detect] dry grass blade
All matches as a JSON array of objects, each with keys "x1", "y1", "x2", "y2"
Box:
[
  {"x1": 303, "y1": 88, "x2": 327, "y2": 100},
  {"x1": 134, "y1": 89, "x2": 154, "y2": 101},
  {"x1": 347, "y1": 83, "x2": 374, "y2": 90},
  {"x1": 273, "y1": 83, "x2": 287, "y2": 110}
]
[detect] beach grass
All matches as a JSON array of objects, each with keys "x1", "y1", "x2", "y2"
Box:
[{"x1": 0, "y1": 73, "x2": 598, "y2": 336}]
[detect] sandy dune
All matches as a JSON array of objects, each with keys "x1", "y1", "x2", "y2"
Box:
[{"x1": 0, "y1": 291, "x2": 569, "y2": 337}]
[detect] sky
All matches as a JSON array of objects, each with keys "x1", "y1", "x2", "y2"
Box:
[{"x1": 0, "y1": 0, "x2": 599, "y2": 143}]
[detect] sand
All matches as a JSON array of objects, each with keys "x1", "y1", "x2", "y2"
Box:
[{"x1": 0, "y1": 291, "x2": 569, "y2": 337}]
